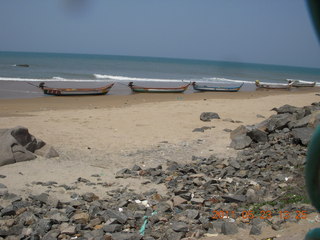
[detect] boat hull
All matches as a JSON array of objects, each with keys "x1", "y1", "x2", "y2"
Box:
[
  {"x1": 41, "y1": 83, "x2": 114, "y2": 96},
  {"x1": 128, "y1": 82, "x2": 190, "y2": 93},
  {"x1": 287, "y1": 80, "x2": 316, "y2": 87},
  {"x1": 255, "y1": 80, "x2": 292, "y2": 90},
  {"x1": 192, "y1": 82, "x2": 244, "y2": 92}
]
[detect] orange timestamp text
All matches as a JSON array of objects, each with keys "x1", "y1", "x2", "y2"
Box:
[{"x1": 212, "y1": 210, "x2": 307, "y2": 220}]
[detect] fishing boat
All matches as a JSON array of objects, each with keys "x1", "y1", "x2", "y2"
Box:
[
  {"x1": 255, "y1": 80, "x2": 293, "y2": 90},
  {"x1": 38, "y1": 82, "x2": 114, "y2": 96},
  {"x1": 128, "y1": 82, "x2": 190, "y2": 93},
  {"x1": 192, "y1": 82, "x2": 244, "y2": 92},
  {"x1": 287, "y1": 79, "x2": 316, "y2": 87}
]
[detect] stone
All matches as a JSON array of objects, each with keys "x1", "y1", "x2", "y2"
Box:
[
  {"x1": 34, "y1": 145, "x2": 59, "y2": 158},
  {"x1": 230, "y1": 135, "x2": 252, "y2": 150},
  {"x1": 71, "y1": 212, "x2": 90, "y2": 224},
  {"x1": 0, "y1": 126, "x2": 56, "y2": 167},
  {"x1": 104, "y1": 209, "x2": 128, "y2": 224},
  {"x1": 200, "y1": 112, "x2": 220, "y2": 122},
  {"x1": 249, "y1": 224, "x2": 262, "y2": 235},
  {"x1": 111, "y1": 232, "x2": 142, "y2": 240},
  {"x1": 103, "y1": 224, "x2": 122, "y2": 233},
  {"x1": 0, "y1": 183, "x2": 8, "y2": 196},
  {"x1": 266, "y1": 113, "x2": 295, "y2": 132},
  {"x1": 291, "y1": 127, "x2": 314, "y2": 146},
  {"x1": 222, "y1": 195, "x2": 246, "y2": 203},
  {"x1": 221, "y1": 222, "x2": 238, "y2": 235},
  {"x1": 172, "y1": 196, "x2": 187, "y2": 206},
  {"x1": 247, "y1": 129, "x2": 268, "y2": 143},
  {"x1": 12, "y1": 144, "x2": 36, "y2": 163},
  {"x1": 82, "y1": 192, "x2": 99, "y2": 202},
  {"x1": 172, "y1": 222, "x2": 189, "y2": 232}
]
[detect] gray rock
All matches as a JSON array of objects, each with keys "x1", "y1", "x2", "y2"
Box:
[
  {"x1": 34, "y1": 145, "x2": 59, "y2": 158},
  {"x1": 222, "y1": 195, "x2": 246, "y2": 203},
  {"x1": 247, "y1": 129, "x2": 268, "y2": 143},
  {"x1": 267, "y1": 113, "x2": 295, "y2": 132},
  {"x1": 291, "y1": 127, "x2": 314, "y2": 146},
  {"x1": 272, "y1": 104, "x2": 305, "y2": 118},
  {"x1": 0, "y1": 183, "x2": 8, "y2": 196},
  {"x1": 111, "y1": 232, "x2": 142, "y2": 240},
  {"x1": 221, "y1": 222, "x2": 238, "y2": 235},
  {"x1": 172, "y1": 222, "x2": 188, "y2": 232},
  {"x1": 103, "y1": 224, "x2": 122, "y2": 233},
  {"x1": 249, "y1": 224, "x2": 262, "y2": 235},
  {"x1": 200, "y1": 112, "x2": 220, "y2": 122},
  {"x1": 104, "y1": 209, "x2": 128, "y2": 224},
  {"x1": 230, "y1": 135, "x2": 252, "y2": 150},
  {"x1": 0, "y1": 126, "x2": 53, "y2": 167}
]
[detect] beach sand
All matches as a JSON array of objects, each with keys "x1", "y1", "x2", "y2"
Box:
[{"x1": 0, "y1": 88, "x2": 319, "y2": 239}]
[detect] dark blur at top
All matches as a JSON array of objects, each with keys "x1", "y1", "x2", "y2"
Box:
[
  {"x1": 307, "y1": 0, "x2": 320, "y2": 42},
  {"x1": 60, "y1": 0, "x2": 92, "y2": 16}
]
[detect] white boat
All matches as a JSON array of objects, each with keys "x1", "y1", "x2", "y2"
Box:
[
  {"x1": 287, "y1": 79, "x2": 316, "y2": 87},
  {"x1": 255, "y1": 80, "x2": 293, "y2": 89}
]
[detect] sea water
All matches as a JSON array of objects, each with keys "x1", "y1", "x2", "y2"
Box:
[{"x1": 0, "y1": 51, "x2": 319, "y2": 98}]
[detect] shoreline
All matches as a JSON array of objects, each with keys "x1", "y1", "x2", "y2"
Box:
[{"x1": 0, "y1": 85, "x2": 319, "y2": 116}]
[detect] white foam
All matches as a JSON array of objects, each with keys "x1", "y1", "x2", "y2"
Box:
[
  {"x1": 0, "y1": 77, "x2": 107, "y2": 83},
  {"x1": 94, "y1": 74, "x2": 185, "y2": 82},
  {"x1": 202, "y1": 77, "x2": 252, "y2": 84}
]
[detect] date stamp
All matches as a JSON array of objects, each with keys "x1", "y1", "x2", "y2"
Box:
[{"x1": 212, "y1": 210, "x2": 307, "y2": 220}]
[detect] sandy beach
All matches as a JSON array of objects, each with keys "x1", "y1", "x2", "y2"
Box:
[{"x1": 0, "y1": 88, "x2": 320, "y2": 239}]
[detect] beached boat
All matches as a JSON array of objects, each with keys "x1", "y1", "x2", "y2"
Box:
[
  {"x1": 128, "y1": 82, "x2": 190, "y2": 93},
  {"x1": 38, "y1": 82, "x2": 114, "y2": 96},
  {"x1": 287, "y1": 79, "x2": 316, "y2": 87},
  {"x1": 192, "y1": 82, "x2": 244, "y2": 92},
  {"x1": 255, "y1": 80, "x2": 293, "y2": 90}
]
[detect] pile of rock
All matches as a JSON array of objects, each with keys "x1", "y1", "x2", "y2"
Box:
[
  {"x1": 230, "y1": 102, "x2": 320, "y2": 150},
  {"x1": 0, "y1": 126, "x2": 59, "y2": 167}
]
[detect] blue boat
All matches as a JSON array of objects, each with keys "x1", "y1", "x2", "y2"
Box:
[{"x1": 192, "y1": 82, "x2": 244, "y2": 92}]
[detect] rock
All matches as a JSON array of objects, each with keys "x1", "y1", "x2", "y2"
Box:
[
  {"x1": 111, "y1": 232, "x2": 142, "y2": 240},
  {"x1": 103, "y1": 224, "x2": 122, "y2": 233},
  {"x1": 0, "y1": 126, "x2": 56, "y2": 167},
  {"x1": 267, "y1": 113, "x2": 295, "y2": 132},
  {"x1": 172, "y1": 222, "x2": 189, "y2": 232},
  {"x1": 249, "y1": 224, "x2": 262, "y2": 235},
  {"x1": 222, "y1": 195, "x2": 246, "y2": 203},
  {"x1": 247, "y1": 129, "x2": 268, "y2": 143},
  {"x1": 104, "y1": 209, "x2": 128, "y2": 224},
  {"x1": 230, "y1": 135, "x2": 252, "y2": 150},
  {"x1": 71, "y1": 212, "x2": 90, "y2": 224},
  {"x1": 192, "y1": 126, "x2": 214, "y2": 132},
  {"x1": 172, "y1": 196, "x2": 187, "y2": 206},
  {"x1": 81, "y1": 192, "x2": 99, "y2": 202},
  {"x1": 0, "y1": 183, "x2": 8, "y2": 196},
  {"x1": 230, "y1": 125, "x2": 248, "y2": 139},
  {"x1": 200, "y1": 112, "x2": 220, "y2": 122},
  {"x1": 221, "y1": 222, "x2": 238, "y2": 235},
  {"x1": 256, "y1": 114, "x2": 265, "y2": 118},
  {"x1": 34, "y1": 145, "x2": 59, "y2": 158},
  {"x1": 272, "y1": 104, "x2": 305, "y2": 118},
  {"x1": 291, "y1": 127, "x2": 314, "y2": 146}
]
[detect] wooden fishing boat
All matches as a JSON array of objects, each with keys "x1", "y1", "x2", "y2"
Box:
[
  {"x1": 287, "y1": 79, "x2": 316, "y2": 87},
  {"x1": 192, "y1": 82, "x2": 244, "y2": 92},
  {"x1": 255, "y1": 80, "x2": 293, "y2": 89},
  {"x1": 38, "y1": 82, "x2": 114, "y2": 96},
  {"x1": 128, "y1": 82, "x2": 190, "y2": 93}
]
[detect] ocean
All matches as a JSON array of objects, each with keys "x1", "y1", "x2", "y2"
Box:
[{"x1": 0, "y1": 51, "x2": 319, "y2": 98}]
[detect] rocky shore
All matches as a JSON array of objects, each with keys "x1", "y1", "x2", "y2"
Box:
[{"x1": 1, "y1": 102, "x2": 320, "y2": 239}]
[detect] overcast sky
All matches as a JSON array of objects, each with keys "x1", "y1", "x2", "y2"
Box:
[{"x1": 0, "y1": 0, "x2": 319, "y2": 68}]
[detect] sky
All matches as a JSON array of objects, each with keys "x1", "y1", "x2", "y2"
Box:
[{"x1": 0, "y1": 0, "x2": 319, "y2": 68}]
